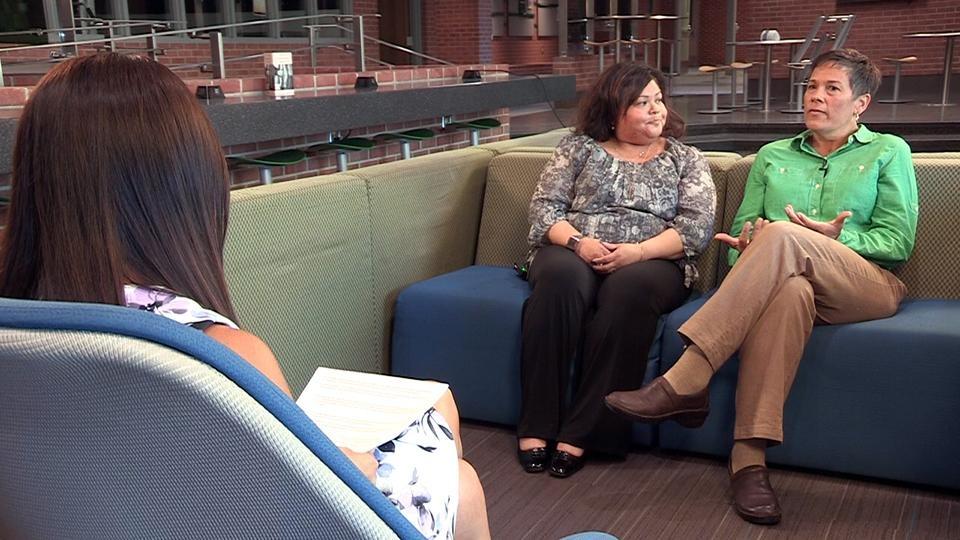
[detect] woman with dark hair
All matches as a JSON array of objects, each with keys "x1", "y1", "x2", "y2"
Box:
[
  {"x1": 606, "y1": 49, "x2": 918, "y2": 525},
  {"x1": 0, "y1": 53, "x2": 489, "y2": 540},
  {"x1": 517, "y1": 62, "x2": 716, "y2": 477}
]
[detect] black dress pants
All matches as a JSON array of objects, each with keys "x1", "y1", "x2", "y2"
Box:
[{"x1": 517, "y1": 245, "x2": 689, "y2": 456}]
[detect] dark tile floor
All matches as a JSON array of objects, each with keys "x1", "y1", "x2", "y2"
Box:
[{"x1": 462, "y1": 421, "x2": 960, "y2": 539}]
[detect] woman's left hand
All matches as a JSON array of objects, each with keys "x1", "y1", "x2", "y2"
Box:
[
  {"x1": 591, "y1": 242, "x2": 645, "y2": 274},
  {"x1": 785, "y1": 204, "x2": 852, "y2": 239}
]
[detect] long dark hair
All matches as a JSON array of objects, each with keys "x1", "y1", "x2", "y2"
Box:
[
  {"x1": 577, "y1": 62, "x2": 685, "y2": 141},
  {"x1": 0, "y1": 53, "x2": 238, "y2": 322}
]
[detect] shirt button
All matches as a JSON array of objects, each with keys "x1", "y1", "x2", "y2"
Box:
[
  {"x1": 811, "y1": 209, "x2": 818, "y2": 215},
  {"x1": 815, "y1": 183, "x2": 821, "y2": 189}
]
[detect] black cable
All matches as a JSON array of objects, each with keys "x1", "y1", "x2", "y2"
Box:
[{"x1": 475, "y1": 68, "x2": 570, "y2": 131}]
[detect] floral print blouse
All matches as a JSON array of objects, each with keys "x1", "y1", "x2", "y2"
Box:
[{"x1": 527, "y1": 133, "x2": 716, "y2": 286}]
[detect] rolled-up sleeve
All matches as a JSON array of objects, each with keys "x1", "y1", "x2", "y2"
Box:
[
  {"x1": 527, "y1": 135, "x2": 589, "y2": 246},
  {"x1": 668, "y1": 147, "x2": 716, "y2": 259},
  {"x1": 836, "y1": 139, "x2": 918, "y2": 266}
]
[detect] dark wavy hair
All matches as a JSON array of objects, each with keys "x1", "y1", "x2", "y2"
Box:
[
  {"x1": 0, "y1": 53, "x2": 238, "y2": 322},
  {"x1": 810, "y1": 48, "x2": 881, "y2": 98},
  {"x1": 576, "y1": 62, "x2": 685, "y2": 141}
]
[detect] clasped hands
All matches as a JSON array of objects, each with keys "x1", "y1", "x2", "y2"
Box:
[
  {"x1": 576, "y1": 237, "x2": 645, "y2": 274},
  {"x1": 714, "y1": 204, "x2": 852, "y2": 252}
]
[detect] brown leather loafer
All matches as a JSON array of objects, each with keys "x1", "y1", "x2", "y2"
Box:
[
  {"x1": 729, "y1": 464, "x2": 782, "y2": 525},
  {"x1": 604, "y1": 376, "x2": 709, "y2": 428}
]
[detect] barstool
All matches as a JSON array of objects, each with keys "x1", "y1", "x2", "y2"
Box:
[
  {"x1": 375, "y1": 128, "x2": 435, "y2": 160},
  {"x1": 227, "y1": 149, "x2": 307, "y2": 185},
  {"x1": 747, "y1": 58, "x2": 778, "y2": 105},
  {"x1": 780, "y1": 62, "x2": 809, "y2": 114},
  {"x1": 445, "y1": 118, "x2": 502, "y2": 146},
  {"x1": 727, "y1": 61, "x2": 754, "y2": 108},
  {"x1": 878, "y1": 56, "x2": 918, "y2": 104},
  {"x1": 697, "y1": 65, "x2": 733, "y2": 114},
  {"x1": 309, "y1": 137, "x2": 375, "y2": 172}
]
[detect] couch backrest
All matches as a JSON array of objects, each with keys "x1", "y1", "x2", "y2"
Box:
[
  {"x1": 894, "y1": 159, "x2": 960, "y2": 299},
  {"x1": 475, "y1": 149, "x2": 741, "y2": 292},
  {"x1": 228, "y1": 147, "x2": 496, "y2": 385},
  {"x1": 717, "y1": 156, "x2": 960, "y2": 299},
  {"x1": 226, "y1": 175, "x2": 380, "y2": 396},
  {"x1": 344, "y1": 148, "x2": 495, "y2": 371}
]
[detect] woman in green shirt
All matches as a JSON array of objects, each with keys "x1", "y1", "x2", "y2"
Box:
[{"x1": 605, "y1": 49, "x2": 917, "y2": 525}]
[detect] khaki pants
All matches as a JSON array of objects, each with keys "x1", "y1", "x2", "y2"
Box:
[{"x1": 679, "y1": 221, "x2": 906, "y2": 443}]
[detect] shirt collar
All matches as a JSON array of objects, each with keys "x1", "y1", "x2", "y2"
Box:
[{"x1": 793, "y1": 124, "x2": 876, "y2": 156}]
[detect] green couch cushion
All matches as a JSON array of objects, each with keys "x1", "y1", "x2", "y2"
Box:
[
  {"x1": 716, "y1": 155, "x2": 756, "y2": 284},
  {"x1": 480, "y1": 128, "x2": 574, "y2": 154},
  {"x1": 895, "y1": 158, "x2": 960, "y2": 299},
  {"x1": 225, "y1": 175, "x2": 378, "y2": 396},
  {"x1": 347, "y1": 148, "x2": 494, "y2": 368}
]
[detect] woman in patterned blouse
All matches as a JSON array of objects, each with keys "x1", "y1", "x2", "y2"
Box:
[{"x1": 517, "y1": 62, "x2": 716, "y2": 478}]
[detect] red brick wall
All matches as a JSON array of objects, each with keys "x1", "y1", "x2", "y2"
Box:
[
  {"x1": 422, "y1": 0, "x2": 493, "y2": 64},
  {"x1": 733, "y1": 0, "x2": 960, "y2": 78},
  {"x1": 698, "y1": 0, "x2": 727, "y2": 66},
  {"x1": 492, "y1": 36, "x2": 558, "y2": 65},
  {"x1": 553, "y1": 53, "x2": 614, "y2": 92}
]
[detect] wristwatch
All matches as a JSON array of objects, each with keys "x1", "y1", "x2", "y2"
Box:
[{"x1": 565, "y1": 234, "x2": 583, "y2": 252}]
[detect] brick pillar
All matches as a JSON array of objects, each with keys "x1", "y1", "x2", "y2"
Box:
[
  {"x1": 353, "y1": 0, "x2": 382, "y2": 63},
  {"x1": 697, "y1": 0, "x2": 726, "y2": 66},
  {"x1": 422, "y1": 0, "x2": 493, "y2": 64}
]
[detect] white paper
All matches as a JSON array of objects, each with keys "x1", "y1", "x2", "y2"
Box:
[{"x1": 296, "y1": 367, "x2": 449, "y2": 453}]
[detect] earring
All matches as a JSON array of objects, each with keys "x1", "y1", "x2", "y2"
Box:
[{"x1": 854, "y1": 111, "x2": 860, "y2": 122}]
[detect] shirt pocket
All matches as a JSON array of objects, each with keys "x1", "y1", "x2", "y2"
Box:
[
  {"x1": 827, "y1": 162, "x2": 879, "y2": 220},
  {"x1": 762, "y1": 165, "x2": 819, "y2": 220}
]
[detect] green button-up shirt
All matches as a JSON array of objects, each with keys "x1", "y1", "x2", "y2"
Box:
[{"x1": 728, "y1": 124, "x2": 918, "y2": 268}]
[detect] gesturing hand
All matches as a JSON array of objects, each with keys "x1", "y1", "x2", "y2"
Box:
[
  {"x1": 576, "y1": 237, "x2": 611, "y2": 264},
  {"x1": 591, "y1": 242, "x2": 645, "y2": 274},
  {"x1": 785, "y1": 204, "x2": 852, "y2": 239},
  {"x1": 715, "y1": 217, "x2": 770, "y2": 253}
]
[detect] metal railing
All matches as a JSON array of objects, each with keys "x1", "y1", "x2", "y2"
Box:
[
  {"x1": 0, "y1": 13, "x2": 395, "y2": 84},
  {"x1": 0, "y1": 11, "x2": 459, "y2": 87},
  {"x1": 568, "y1": 14, "x2": 679, "y2": 74},
  {"x1": 305, "y1": 20, "x2": 452, "y2": 72}
]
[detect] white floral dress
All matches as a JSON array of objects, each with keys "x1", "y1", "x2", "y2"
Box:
[{"x1": 124, "y1": 285, "x2": 460, "y2": 539}]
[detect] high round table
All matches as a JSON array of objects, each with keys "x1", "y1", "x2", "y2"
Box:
[
  {"x1": 728, "y1": 38, "x2": 809, "y2": 112},
  {"x1": 904, "y1": 31, "x2": 960, "y2": 106}
]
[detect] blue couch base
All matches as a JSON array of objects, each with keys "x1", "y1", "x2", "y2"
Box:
[
  {"x1": 391, "y1": 265, "x2": 661, "y2": 447},
  {"x1": 658, "y1": 295, "x2": 960, "y2": 490}
]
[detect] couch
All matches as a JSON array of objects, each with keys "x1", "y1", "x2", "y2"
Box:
[{"x1": 219, "y1": 129, "x2": 960, "y2": 490}]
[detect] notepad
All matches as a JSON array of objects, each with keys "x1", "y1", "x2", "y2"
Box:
[{"x1": 296, "y1": 367, "x2": 449, "y2": 453}]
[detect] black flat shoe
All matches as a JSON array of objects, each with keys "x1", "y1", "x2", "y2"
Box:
[
  {"x1": 549, "y1": 450, "x2": 585, "y2": 478},
  {"x1": 517, "y1": 446, "x2": 549, "y2": 473}
]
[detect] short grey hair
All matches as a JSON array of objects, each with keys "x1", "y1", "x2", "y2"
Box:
[{"x1": 810, "y1": 48, "x2": 881, "y2": 97}]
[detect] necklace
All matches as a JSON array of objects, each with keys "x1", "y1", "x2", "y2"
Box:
[
  {"x1": 637, "y1": 142, "x2": 653, "y2": 161},
  {"x1": 618, "y1": 139, "x2": 656, "y2": 162}
]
